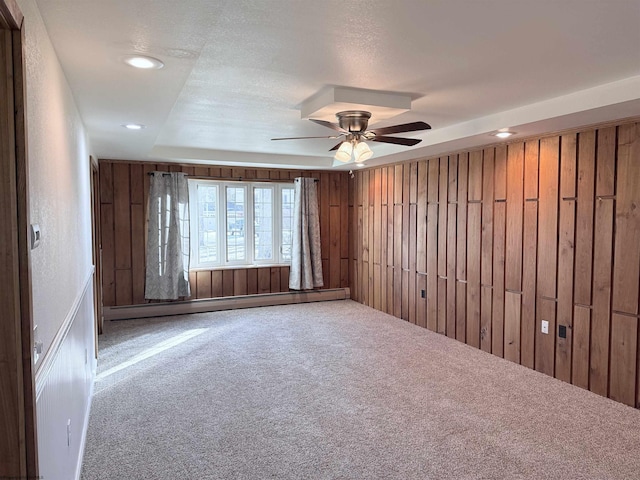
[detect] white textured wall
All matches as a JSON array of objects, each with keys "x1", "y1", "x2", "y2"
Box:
[
  {"x1": 16, "y1": 0, "x2": 96, "y2": 479},
  {"x1": 17, "y1": 0, "x2": 93, "y2": 361}
]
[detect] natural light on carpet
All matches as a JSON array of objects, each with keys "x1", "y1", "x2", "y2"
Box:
[{"x1": 96, "y1": 328, "x2": 208, "y2": 382}]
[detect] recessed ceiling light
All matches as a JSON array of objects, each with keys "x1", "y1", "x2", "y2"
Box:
[
  {"x1": 494, "y1": 131, "x2": 515, "y2": 139},
  {"x1": 122, "y1": 123, "x2": 145, "y2": 130},
  {"x1": 122, "y1": 55, "x2": 164, "y2": 69},
  {"x1": 356, "y1": 163, "x2": 366, "y2": 167}
]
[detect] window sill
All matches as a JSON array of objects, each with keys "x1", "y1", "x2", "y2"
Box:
[{"x1": 189, "y1": 263, "x2": 291, "y2": 272}]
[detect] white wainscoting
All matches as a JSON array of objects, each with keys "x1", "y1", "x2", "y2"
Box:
[{"x1": 35, "y1": 269, "x2": 96, "y2": 480}]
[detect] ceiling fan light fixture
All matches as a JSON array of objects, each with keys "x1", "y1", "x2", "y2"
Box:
[
  {"x1": 334, "y1": 141, "x2": 353, "y2": 162},
  {"x1": 354, "y1": 141, "x2": 373, "y2": 163}
]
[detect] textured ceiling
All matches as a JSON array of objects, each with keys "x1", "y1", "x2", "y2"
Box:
[{"x1": 35, "y1": 0, "x2": 640, "y2": 169}]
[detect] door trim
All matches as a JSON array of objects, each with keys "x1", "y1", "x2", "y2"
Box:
[{"x1": 0, "y1": 0, "x2": 38, "y2": 477}]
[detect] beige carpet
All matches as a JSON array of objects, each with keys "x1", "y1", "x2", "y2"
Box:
[{"x1": 81, "y1": 300, "x2": 640, "y2": 479}]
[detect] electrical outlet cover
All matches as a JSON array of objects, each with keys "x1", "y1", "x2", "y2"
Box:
[{"x1": 541, "y1": 320, "x2": 549, "y2": 334}]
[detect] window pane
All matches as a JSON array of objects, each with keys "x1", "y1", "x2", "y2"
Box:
[
  {"x1": 226, "y1": 187, "x2": 246, "y2": 261},
  {"x1": 197, "y1": 184, "x2": 218, "y2": 263},
  {"x1": 254, "y1": 187, "x2": 273, "y2": 260},
  {"x1": 281, "y1": 187, "x2": 294, "y2": 261}
]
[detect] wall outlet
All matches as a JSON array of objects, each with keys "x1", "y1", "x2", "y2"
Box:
[{"x1": 541, "y1": 320, "x2": 549, "y2": 334}]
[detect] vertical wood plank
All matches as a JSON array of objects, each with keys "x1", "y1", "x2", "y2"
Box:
[
  {"x1": 399, "y1": 165, "x2": 408, "y2": 274},
  {"x1": 480, "y1": 286, "x2": 492, "y2": 352},
  {"x1": 401, "y1": 270, "x2": 409, "y2": 321},
  {"x1": 433, "y1": 278, "x2": 444, "y2": 338},
  {"x1": 537, "y1": 136, "x2": 560, "y2": 299},
  {"x1": 409, "y1": 161, "x2": 418, "y2": 204},
  {"x1": 416, "y1": 160, "x2": 427, "y2": 274},
  {"x1": 466, "y1": 202, "x2": 481, "y2": 348},
  {"x1": 521, "y1": 201, "x2": 538, "y2": 369},
  {"x1": 408, "y1": 204, "x2": 417, "y2": 323},
  {"x1": 535, "y1": 298, "x2": 556, "y2": 376},
  {"x1": 505, "y1": 142, "x2": 524, "y2": 292},
  {"x1": 572, "y1": 305, "x2": 591, "y2": 390},
  {"x1": 130, "y1": 204, "x2": 145, "y2": 304},
  {"x1": 438, "y1": 157, "x2": 448, "y2": 277},
  {"x1": 258, "y1": 267, "x2": 271, "y2": 293},
  {"x1": 556, "y1": 200, "x2": 575, "y2": 382},
  {"x1": 416, "y1": 274, "x2": 426, "y2": 328},
  {"x1": 492, "y1": 202, "x2": 506, "y2": 357},
  {"x1": 188, "y1": 271, "x2": 197, "y2": 299},
  {"x1": 596, "y1": 126, "x2": 616, "y2": 196},
  {"x1": 574, "y1": 131, "x2": 595, "y2": 306},
  {"x1": 446, "y1": 202, "x2": 457, "y2": 338},
  {"x1": 504, "y1": 292, "x2": 522, "y2": 363},
  {"x1": 480, "y1": 148, "x2": 495, "y2": 353},
  {"x1": 590, "y1": 198, "x2": 614, "y2": 396},
  {"x1": 330, "y1": 206, "x2": 341, "y2": 289},
  {"x1": 394, "y1": 203, "x2": 402, "y2": 319},
  {"x1": 281, "y1": 266, "x2": 290, "y2": 292},
  {"x1": 481, "y1": 148, "x2": 494, "y2": 287},
  {"x1": 211, "y1": 270, "x2": 223, "y2": 297},
  {"x1": 130, "y1": 164, "x2": 143, "y2": 204},
  {"x1": 100, "y1": 204, "x2": 115, "y2": 306},
  {"x1": 115, "y1": 270, "x2": 132, "y2": 306},
  {"x1": 113, "y1": 163, "x2": 131, "y2": 269},
  {"x1": 494, "y1": 146, "x2": 507, "y2": 201},
  {"x1": 247, "y1": 268, "x2": 258, "y2": 295},
  {"x1": 269, "y1": 267, "x2": 280, "y2": 293},
  {"x1": 99, "y1": 161, "x2": 114, "y2": 204},
  {"x1": 612, "y1": 124, "x2": 640, "y2": 315},
  {"x1": 196, "y1": 271, "x2": 212, "y2": 298},
  {"x1": 456, "y1": 283, "x2": 466, "y2": 343},
  {"x1": 386, "y1": 168, "x2": 395, "y2": 315},
  {"x1": 320, "y1": 172, "x2": 330, "y2": 261},
  {"x1": 341, "y1": 174, "x2": 349, "y2": 260},
  {"x1": 427, "y1": 203, "x2": 438, "y2": 331},
  {"x1": 467, "y1": 150, "x2": 483, "y2": 201},
  {"x1": 223, "y1": 270, "x2": 234, "y2": 297},
  {"x1": 524, "y1": 141, "x2": 539, "y2": 200},
  {"x1": 234, "y1": 269, "x2": 248, "y2": 296},
  {"x1": 456, "y1": 153, "x2": 468, "y2": 284},
  {"x1": 609, "y1": 314, "x2": 638, "y2": 407}
]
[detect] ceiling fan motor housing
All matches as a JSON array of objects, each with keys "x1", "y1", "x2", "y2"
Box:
[{"x1": 336, "y1": 110, "x2": 371, "y2": 133}]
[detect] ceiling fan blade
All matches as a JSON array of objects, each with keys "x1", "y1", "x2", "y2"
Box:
[
  {"x1": 370, "y1": 136, "x2": 422, "y2": 147},
  {"x1": 368, "y1": 121, "x2": 431, "y2": 136},
  {"x1": 271, "y1": 135, "x2": 342, "y2": 141},
  {"x1": 329, "y1": 141, "x2": 343, "y2": 151},
  {"x1": 309, "y1": 118, "x2": 347, "y2": 133}
]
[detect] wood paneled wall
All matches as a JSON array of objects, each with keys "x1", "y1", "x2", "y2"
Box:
[
  {"x1": 350, "y1": 120, "x2": 640, "y2": 408},
  {"x1": 99, "y1": 160, "x2": 349, "y2": 307}
]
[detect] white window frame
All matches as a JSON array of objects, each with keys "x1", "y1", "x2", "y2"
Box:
[{"x1": 188, "y1": 179, "x2": 293, "y2": 269}]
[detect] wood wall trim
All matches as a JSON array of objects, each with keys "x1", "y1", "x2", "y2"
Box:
[
  {"x1": 0, "y1": 0, "x2": 22, "y2": 30},
  {"x1": 351, "y1": 119, "x2": 640, "y2": 410},
  {"x1": 0, "y1": 0, "x2": 36, "y2": 476}
]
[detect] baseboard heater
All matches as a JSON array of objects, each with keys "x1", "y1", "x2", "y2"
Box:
[{"x1": 103, "y1": 288, "x2": 351, "y2": 321}]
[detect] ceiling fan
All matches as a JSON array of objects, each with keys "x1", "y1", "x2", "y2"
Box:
[{"x1": 272, "y1": 110, "x2": 431, "y2": 164}]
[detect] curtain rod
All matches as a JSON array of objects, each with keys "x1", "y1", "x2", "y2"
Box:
[{"x1": 147, "y1": 172, "x2": 318, "y2": 182}]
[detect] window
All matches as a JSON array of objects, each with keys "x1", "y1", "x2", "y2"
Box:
[{"x1": 189, "y1": 179, "x2": 294, "y2": 268}]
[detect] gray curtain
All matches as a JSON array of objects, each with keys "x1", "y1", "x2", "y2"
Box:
[
  {"x1": 145, "y1": 172, "x2": 191, "y2": 300},
  {"x1": 289, "y1": 177, "x2": 324, "y2": 290}
]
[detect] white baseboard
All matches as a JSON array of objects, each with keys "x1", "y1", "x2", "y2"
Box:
[{"x1": 104, "y1": 288, "x2": 351, "y2": 321}]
